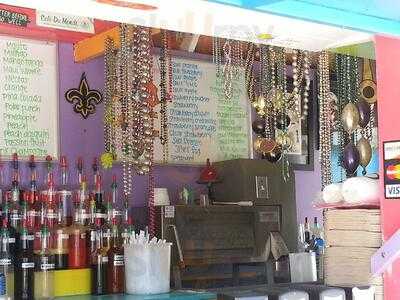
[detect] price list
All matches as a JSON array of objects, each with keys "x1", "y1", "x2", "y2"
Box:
[{"x1": 0, "y1": 37, "x2": 57, "y2": 157}]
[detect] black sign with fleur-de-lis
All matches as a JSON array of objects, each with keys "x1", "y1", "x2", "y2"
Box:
[{"x1": 65, "y1": 73, "x2": 103, "y2": 119}]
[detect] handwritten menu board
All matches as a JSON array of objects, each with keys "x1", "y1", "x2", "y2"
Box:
[
  {"x1": 0, "y1": 36, "x2": 58, "y2": 159},
  {"x1": 153, "y1": 57, "x2": 251, "y2": 165}
]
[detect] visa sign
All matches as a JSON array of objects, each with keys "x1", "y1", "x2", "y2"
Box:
[{"x1": 386, "y1": 184, "x2": 400, "y2": 198}]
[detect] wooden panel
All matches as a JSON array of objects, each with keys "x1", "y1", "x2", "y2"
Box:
[
  {"x1": 74, "y1": 26, "x2": 161, "y2": 62},
  {"x1": 324, "y1": 209, "x2": 381, "y2": 232},
  {"x1": 325, "y1": 247, "x2": 383, "y2": 286},
  {"x1": 73, "y1": 26, "x2": 120, "y2": 62}
]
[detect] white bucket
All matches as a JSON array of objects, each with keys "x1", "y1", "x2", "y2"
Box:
[{"x1": 124, "y1": 243, "x2": 172, "y2": 295}]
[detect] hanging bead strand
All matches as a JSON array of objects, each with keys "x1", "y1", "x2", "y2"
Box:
[{"x1": 319, "y1": 51, "x2": 332, "y2": 189}]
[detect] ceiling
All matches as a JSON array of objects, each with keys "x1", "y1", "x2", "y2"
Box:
[
  {"x1": 211, "y1": 0, "x2": 400, "y2": 37},
  {"x1": 0, "y1": 0, "x2": 372, "y2": 51}
]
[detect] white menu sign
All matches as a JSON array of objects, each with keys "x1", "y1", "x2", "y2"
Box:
[{"x1": 0, "y1": 36, "x2": 58, "y2": 158}]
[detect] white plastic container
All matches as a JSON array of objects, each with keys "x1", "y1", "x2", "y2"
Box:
[
  {"x1": 352, "y1": 286, "x2": 375, "y2": 300},
  {"x1": 289, "y1": 252, "x2": 317, "y2": 283},
  {"x1": 319, "y1": 288, "x2": 346, "y2": 300},
  {"x1": 124, "y1": 243, "x2": 172, "y2": 295},
  {"x1": 279, "y1": 291, "x2": 309, "y2": 300}
]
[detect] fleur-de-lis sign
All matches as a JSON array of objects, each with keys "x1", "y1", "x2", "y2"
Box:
[{"x1": 65, "y1": 73, "x2": 103, "y2": 119}]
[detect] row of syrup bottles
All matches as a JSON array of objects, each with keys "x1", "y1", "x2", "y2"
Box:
[{"x1": 0, "y1": 154, "x2": 135, "y2": 299}]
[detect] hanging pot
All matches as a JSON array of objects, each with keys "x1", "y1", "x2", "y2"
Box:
[
  {"x1": 342, "y1": 142, "x2": 360, "y2": 175},
  {"x1": 341, "y1": 102, "x2": 360, "y2": 134},
  {"x1": 356, "y1": 100, "x2": 371, "y2": 128}
]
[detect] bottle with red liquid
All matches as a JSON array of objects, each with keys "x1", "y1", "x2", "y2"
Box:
[
  {"x1": 45, "y1": 175, "x2": 58, "y2": 237},
  {"x1": 94, "y1": 175, "x2": 106, "y2": 225},
  {"x1": 68, "y1": 188, "x2": 87, "y2": 269},
  {"x1": 14, "y1": 220, "x2": 35, "y2": 300},
  {"x1": 107, "y1": 218, "x2": 124, "y2": 294},
  {"x1": 53, "y1": 197, "x2": 69, "y2": 270},
  {"x1": 91, "y1": 217, "x2": 108, "y2": 295}
]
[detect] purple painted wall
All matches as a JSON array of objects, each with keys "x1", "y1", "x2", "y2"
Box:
[
  {"x1": 4, "y1": 42, "x2": 321, "y2": 223},
  {"x1": 58, "y1": 42, "x2": 205, "y2": 207},
  {"x1": 294, "y1": 152, "x2": 322, "y2": 223}
]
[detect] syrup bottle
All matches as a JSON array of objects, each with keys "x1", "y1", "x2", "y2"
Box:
[
  {"x1": 44, "y1": 155, "x2": 54, "y2": 189},
  {"x1": 120, "y1": 200, "x2": 134, "y2": 245},
  {"x1": 58, "y1": 156, "x2": 71, "y2": 225},
  {"x1": 0, "y1": 157, "x2": 4, "y2": 210},
  {"x1": 18, "y1": 200, "x2": 34, "y2": 251},
  {"x1": 68, "y1": 193, "x2": 87, "y2": 269},
  {"x1": 101, "y1": 199, "x2": 112, "y2": 252},
  {"x1": 26, "y1": 172, "x2": 38, "y2": 232},
  {"x1": 35, "y1": 174, "x2": 56, "y2": 255},
  {"x1": 10, "y1": 153, "x2": 23, "y2": 205},
  {"x1": 45, "y1": 175, "x2": 58, "y2": 247},
  {"x1": 107, "y1": 217, "x2": 124, "y2": 294},
  {"x1": 0, "y1": 219, "x2": 14, "y2": 299},
  {"x1": 1, "y1": 201, "x2": 16, "y2": 256},
  {"x1": 86, "y1": 195, "x2": 97, "y2": 260},
  {"x1": 91, "y1": 217, "x2": 108, "y2": 295},
  {"x1": 34, "y1": 193, "x2": 46, "y2": 255},
  {"x1": 9, "y1": 174, "x2": 21, "y2": 232},
  {"x1": 94, "y1": 175, "x2": 106, "y2": 225},
  {"x1": 111, "y1": 175, "x2": 122, "y2": 223},
  {"x1": 14, "y1": 220, "x2": 35, "y2": 300},
  {"x1": 304, "y1": 217, "x2": 311, "y2": 245},
  {"x1": 59, "y1": 155, "x2": 69, "y2": 188},
  {"x1": 78, "y1": 177, "x2": 89, "y2": 226},
  {"x1": 76, "y1": 157, "x2": 84, "y2": 185},
  {"x1": 34, "y1": 226, "x2": 55, "y2": 299},
  {"x1": 53, "y1": 198, "x2": 69, "y2": 270},
  {"x1": 92, "y1": 157, "x2": 100, "y2": 190},
  {"x1": 28, "y1": 153, "x2": 37, "y2": 182}
]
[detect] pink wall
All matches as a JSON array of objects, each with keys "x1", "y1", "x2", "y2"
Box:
[{"x1": 375, "y1": 34, "x2": 400, "y2": 299}]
